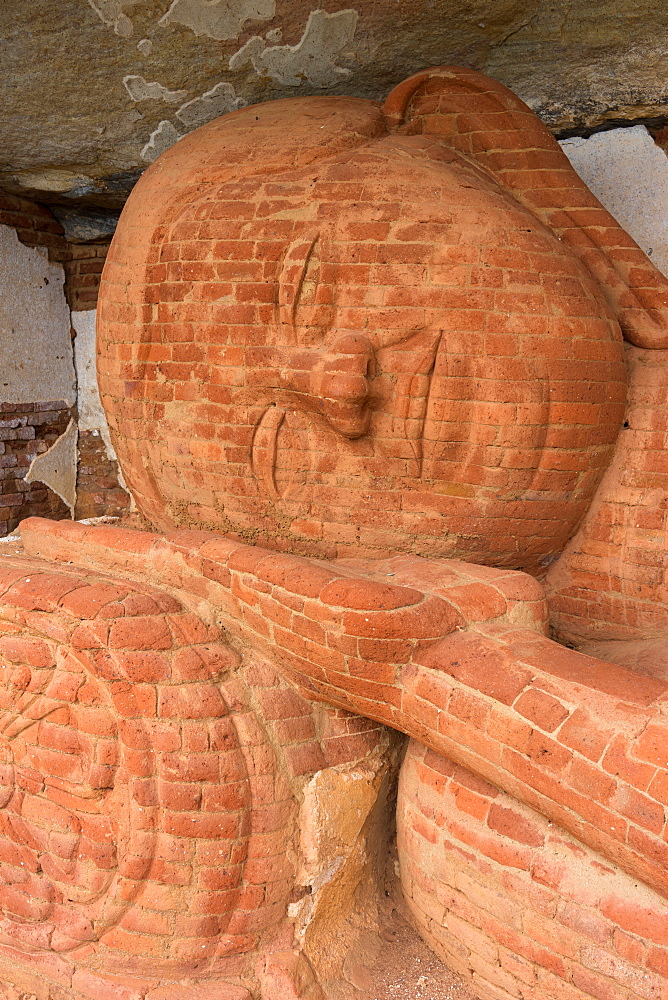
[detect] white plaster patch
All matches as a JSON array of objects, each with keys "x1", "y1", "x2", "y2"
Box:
[
  {"x1": 87, "y1": 0, "x2": 136, "y2": 37},
  {"x1": 0, "y1": 226, "x2": 75, "y2": 406},
  {"x1": 137, "y1": 37, "x2": 153, "y2": 55},
  {"x1": 141, "y1": 120, "x2": 181, "y2": 163},
  {"x1": 176, "y1": 82, "x2": 246, "y2": 129},
  {"x1": 229, "y1": 8, "x2": 358, "y2": 88},
  {"x1": 72, "y1": 311, "x2": 117, "y2": 459},
  {"x1": 124, "y1": 75, "x2": 188, "y2": 103},
  {"x1": 561, "y1": 126, "x2": 668, "y2": 277},
  {"x1": 25, "y1": 419, "x2": 78, "y2": 515},
  {"x1": 159, "y1": 0, "x2": 275, "y2": 41}
]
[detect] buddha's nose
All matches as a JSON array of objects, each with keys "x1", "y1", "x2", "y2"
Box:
[
  {"x1": 269, "y1": 335, "x2": 376, "y2": 439},
  {"x1": 310, "y1": 335, "x2": 375, "y2": 438}
]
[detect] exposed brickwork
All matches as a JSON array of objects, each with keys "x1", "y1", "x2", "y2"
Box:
[
  {"x1": 75, "y1": 429, "x2": 131, "y2": 520},
  {"x1": 400, "y1": 741, "x2": 668, "y2": 1000},
  {"x1": 0, "y1": 539, "x2": 386, "y2": 995},
  {"x1": 548, "y1": 342, "x2": 668, "y2": 644},
  {"x1": 97, "y1": 77, "x2": 633, "y2": 573},
  {"x1": 17, "y1": 517, "x2": 668, "y2": 997},
  {"x1": 64, "y1": 243, "x2": 111, "y2": 312},
  {"x1": 384, "y1": 67, "x2": 668, "y2": 352},
  {"x1": 0, "y1": 192, "x2": 76, "y2": 537},
  {"x1": 5, "y1": 66, "x2": 668, "y2": 1000},
  {"x1": 0, "y1": 190, "x2": 67, "y2": 262},
  {"x1": 0, "y1": 189, "x2": 109, "y2": 311},
  {"x1": 0, "y1": 191, "x2": 123, "y2": 535},
  {"x1": 0, "y1": 401, "x2": 73, "y2": 533}
]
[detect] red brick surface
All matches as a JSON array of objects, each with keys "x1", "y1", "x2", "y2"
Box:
[
  {"x1": 0, "y1": 192, "x2": 124, "y2": 535},
  {"x1": 0, "y1": 190, "x2": 109, "y2": 311},
  {"x1": 75, "y1": 428, "x2": 130, "y2": 520},
  {"x1": 65, "y1": 243, "x2": 111, "y2": 312},
  {"x1": 7, "y1": 65, "x2": 668, "y2": 1000},
  {"x1": 0, "y1": 531, "x2": 386, "y2": 995},
  {"x1": 399, "y1": 741, "x2": 668, "y2": 1000},
  {"x1": 96, "y1": 71, "x2": 638, "y2": 574},
  {"x1": 548, "y1": 342, "x2": 668, "y2": 644},
  {"x1": 14, "y1": 516, "x2": 668, "y2": 999},
  {"x1": 0, "y1": 192, "x2": 67, "y2": 263}
]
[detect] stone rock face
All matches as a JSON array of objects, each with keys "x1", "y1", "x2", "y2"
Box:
[
  {"x1": 3, "y1": 0, "x2": 668, "y2": 209},
  {"x1": 290, "y1": 755, "x2": 400, "y2": 987}
]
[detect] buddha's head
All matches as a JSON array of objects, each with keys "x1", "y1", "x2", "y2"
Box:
[{"x1": 99, "y1": 67, "x2": 653, "y2": 572}]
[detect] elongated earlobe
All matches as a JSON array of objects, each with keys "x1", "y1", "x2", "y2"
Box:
[{"x1": 383, "y1": 65, "x2": 668, "y2": 349}]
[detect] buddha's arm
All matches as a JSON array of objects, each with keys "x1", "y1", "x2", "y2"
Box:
[{"x1": 21, "y1": 517, "x2": 668, "y2": 901}]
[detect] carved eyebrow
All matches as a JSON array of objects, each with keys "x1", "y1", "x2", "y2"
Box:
[{"x1": 275, "y1": 232, "x2": 323, "y2": 343}]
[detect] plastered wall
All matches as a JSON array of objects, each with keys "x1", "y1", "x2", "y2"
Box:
[
  {"x1": 560, "y1": 125, "x2": 668, "y2": 278},
  {"x1": 0, "y1": 223, "x2": 77, "y2": 528},
  {"x1": 0, "y1": 208, "x2": 128, "y2": 535},
  {"x1": 0, "y1": 224, "x2": 75, "y2": 407},
  {"x1": 72, "y1": 309, "x2": 130, "y2": 520}
]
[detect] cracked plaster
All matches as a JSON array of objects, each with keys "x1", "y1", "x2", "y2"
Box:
[
  {"x1": 0, "y1": 226, "x2": 75, "y2": 407},
  {"x1": 141, "y1": 119, "x2": 181, "y2": 162},
  {"x1": 159, "y1": 0, "x2": 276, "y2": 40},
  {"x1": 123, "y1": 75, "x2": 188, "y2": 103},
  {"x1": 229, "y1": 8, "x2": 358, "y2": 88},
  {"x1": 561, "y1": 125, "x2": 668, "y2": 278},
  {"x1": 87, "y1": 0, "x2": 136, "y2": 37},
  {"x1": 0, "y1": 224, "x2": 78, "y2": 516},
  {"x1": 176, "y1": 81, "x2": 247, "y2": 128}
]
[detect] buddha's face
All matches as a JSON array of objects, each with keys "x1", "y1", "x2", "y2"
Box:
[{"x1": 100, "y1": 111, "x2": 627, "y2": 572}]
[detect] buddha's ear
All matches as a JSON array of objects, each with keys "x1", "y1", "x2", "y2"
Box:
[{"x1": 383, "y1": 67, "x2": 668, "y2": 350}]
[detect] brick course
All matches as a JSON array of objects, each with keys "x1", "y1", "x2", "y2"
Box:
[
  {"x1": 0, "y1": 535, "x2": 387, "y2": 994},
  {"x1": 65, "y1": 243, "x2": 111, "y2": 312},
  {"x1": 5, "y1": 65, "x2": 668, "y2": 1000},
  {"x1": 75, "y1": 428, "x2": 130, "y2": 520},
  {"x1": 0, "y1": 400, "x2": 73, "y2": 533},
  {"x1": 0, "y1": 190, "x2": 110, "y2": 311},
  {"x1": 15, "y1": 515, "x2": 668, "y2": 998},
  {"x1": 399, "y1": 741, "x2": 668, "y2": 1000},
  {"x1": 97, "y1": 78, "x2": 631, "y2": 573}
]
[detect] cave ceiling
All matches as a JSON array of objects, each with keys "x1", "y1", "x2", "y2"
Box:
[{"x1": 3, "y1": 0, "x2": 668, "y2": 212}]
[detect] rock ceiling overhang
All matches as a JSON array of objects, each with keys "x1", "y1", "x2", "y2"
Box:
[{"x1": 3, "y1": 0, "x2": 668, "y2": 213}]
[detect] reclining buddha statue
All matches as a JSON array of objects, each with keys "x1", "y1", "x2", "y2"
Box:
[{"x1": 1, "y1": 66, "x2": 668, "y2": 1000}]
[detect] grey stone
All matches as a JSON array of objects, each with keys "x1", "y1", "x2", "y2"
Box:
[
  {"x1": 1, "y1": 1, "x2": 668, "y2": 210},
  {"x1": 51, "y1": 206, "x2": 120, "y2": 242}
]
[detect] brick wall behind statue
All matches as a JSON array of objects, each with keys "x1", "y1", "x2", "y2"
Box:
[
  {"x1": 0, "y1": 401, "x2": 72, "y2": 535},
  {"x1": 65, "y1": 243, "x2": 111, "y2": 311},
  {"x1": 0, "y1": 191, "x2": 129, "y2": 532},
  {"x1": 0, "y1": 191, "x2": 110, "y2": 310}
]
